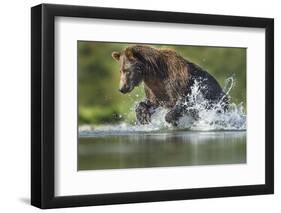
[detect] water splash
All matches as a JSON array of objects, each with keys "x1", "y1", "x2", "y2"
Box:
[
  {"x1": 79, "y1": 77, "x2": 246, "y2": 136},
  {"x1": 176, "y1": 76, "x2": 246, "y2": 130}
]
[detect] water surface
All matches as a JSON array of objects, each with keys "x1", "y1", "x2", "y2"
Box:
[{"x1": 78, "y1": 131, "x2": 246, "y2": 170}]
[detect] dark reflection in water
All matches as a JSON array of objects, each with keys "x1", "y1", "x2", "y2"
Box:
[{"x1": 78, "y1": 131, "x2": 246, "y2": 170}]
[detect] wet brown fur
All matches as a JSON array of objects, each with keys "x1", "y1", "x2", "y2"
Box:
[{"x1": 124, "y1": 45, "x2": 190, "y2": 108}]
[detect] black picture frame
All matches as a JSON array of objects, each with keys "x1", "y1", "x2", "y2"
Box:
[{"x1": 31, "y1": 3, "x2": 274, "y2": 209}]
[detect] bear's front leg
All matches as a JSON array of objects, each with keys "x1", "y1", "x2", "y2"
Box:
[
  {"x1": 165, "y1": 104, "x2": 199, "y2": 126},
  {"x1": 165, "y1": 104, "x2": 184, "y2": 126},
  {"x1": 135, "y1": 101, "x2": 156, "y2": 125}
]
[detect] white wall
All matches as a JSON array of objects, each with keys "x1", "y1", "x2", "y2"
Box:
[{"x1": 0, "y1": 0, "x2": 279, "y2": 212}]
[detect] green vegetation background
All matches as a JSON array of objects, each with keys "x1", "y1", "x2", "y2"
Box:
[{"x1": 78, "y1": 42, "x2": 246, "y2": 126}]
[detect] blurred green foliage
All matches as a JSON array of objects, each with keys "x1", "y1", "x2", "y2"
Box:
[{"x1": 78, "y1": 42, "x2": 246, "y2": 126}]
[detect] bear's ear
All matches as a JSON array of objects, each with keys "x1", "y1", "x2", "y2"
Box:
[
  {"x1": 112, "y1": 51, "x2": 121, "y2": 61},
  {"x1": 124, "y1": 48, "x2": 134, "y2": 60}
]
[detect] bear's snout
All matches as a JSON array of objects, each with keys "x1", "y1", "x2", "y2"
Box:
[
  {"x1": 119, "y1": 87, "x2": 127, "y2": 94},
  {"x1": 119, "y1": 85, "x2": 131, "y2": 94}
]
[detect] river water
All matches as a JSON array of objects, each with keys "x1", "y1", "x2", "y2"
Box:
[
  {"x1": 79, "y1": 78, "x2": 246, "y2": 170},
  {"x1": 78, "y1": 130, "x2": 246, "y2": 170}
]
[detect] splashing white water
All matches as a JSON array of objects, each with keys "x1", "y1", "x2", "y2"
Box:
[
  {"x1": 176, "y1": 76, "x2": 246, "y2": 130},
  {"x1": 79, "y1": 77, "x2": 246, "y2": 136}
]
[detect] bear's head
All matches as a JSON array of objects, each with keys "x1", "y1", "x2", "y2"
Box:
[{"x1": 112, "y1": 46, "x2": 145, "y2": 94}]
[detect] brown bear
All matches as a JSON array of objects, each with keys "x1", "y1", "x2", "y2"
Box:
[{"x1": 112, "y1": 45, "x2": 228, "y2": 126}]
